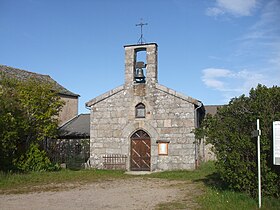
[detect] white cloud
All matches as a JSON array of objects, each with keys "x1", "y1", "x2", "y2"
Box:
[
  {"x1": 269, "y1": 53, "x2": 280, "y2": 67},
  {"x1": 203, "y1": 1, "x2": 280, "y2": 103},
  {"x1": 235, "y1": 0, "x2": 280, "y2": 73},
  {"x1": 202, "y1": 68, "x2": 230, "y2": 90},
  {"x1": 202, "y1": 68, "x2": 269, "y2": 102},
  {"x1": 206, "y1": 0, "x2": 257, "y2": 17},
  {"x1": 241, "y1": 1, "x2": 280, "y2": 40},
  {"x1": 206, "y1": 7, "x2": 225, "y2": 16}
]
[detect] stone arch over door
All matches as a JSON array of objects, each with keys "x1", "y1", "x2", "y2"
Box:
[{"x1": 130, "y1": 130, "x2": 151, "y2": 171}]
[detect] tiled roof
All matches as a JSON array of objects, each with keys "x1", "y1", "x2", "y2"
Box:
[
  {"x1": 0, "y1": 65, "x2": 79, "y2": 97},
  {"x1": 204, "y1": 105, "x2": 225, "y2": 115},
  {"x1": 58, "y1": 114, "x2": 90, "y2": 138}
]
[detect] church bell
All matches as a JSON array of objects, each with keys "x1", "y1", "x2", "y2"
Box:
[{"x1": 135, "y1": 61, "x2": 146, "y2": 83}]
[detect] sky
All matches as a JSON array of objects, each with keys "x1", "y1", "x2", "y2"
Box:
[{"x1": 1, "y1": 0, "x2": 280, "y2": 114}]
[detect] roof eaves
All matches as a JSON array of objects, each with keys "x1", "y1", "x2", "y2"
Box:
[
  {"x1": 155, "y1": 83, "x2": 201, "y2": 106},
  {"x1": 58, "y1": 114, "x2": 90, "y2": 138},
  {"x1": 59, "y1": 114, "x2": 80, "y2": 129},
  {"x1": 58, "y1": 92, "x2": 80, "y2": 98},
  {"x1": 86, "y1": 85, "x2": 124, "y2": 107},
  {"x1": 0, "y1": 65, "x2": 79, "y2": 97}
]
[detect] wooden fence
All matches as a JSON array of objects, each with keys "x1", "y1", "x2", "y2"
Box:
[{"x1": 103, "y1": 154, "x2": 127, "y2": 170}]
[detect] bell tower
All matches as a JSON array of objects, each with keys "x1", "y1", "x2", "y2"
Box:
[{"x1": 124, "y1": 43, "x2": 158, "y2": 88}]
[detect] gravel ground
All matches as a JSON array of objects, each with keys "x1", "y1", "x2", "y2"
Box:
[{"x1": 0, "y1": 178, "x2": 191, "y2": 210}]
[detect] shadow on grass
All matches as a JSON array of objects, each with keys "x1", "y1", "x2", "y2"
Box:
[
  {"x1": 194, "y1": 165, "x2": 280, "y2": 210},
  {"x1": 194, "y1": 171, "x2": 228, "y2": 191}
]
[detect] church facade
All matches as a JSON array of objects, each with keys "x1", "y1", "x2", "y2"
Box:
[{"x1": 86, "y1": 43, "x2": 205, "y2": 171}]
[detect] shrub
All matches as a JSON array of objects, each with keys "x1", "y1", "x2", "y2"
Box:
[
  {"x1": 196, "y1": 84, "x2": 280, "y2": 197},
  {"x1": 14, "y1": 143, "x2": 60, "y2": 172},
  {"x1": 0, "y1": 74, "x2": 64, "y2": 171}
]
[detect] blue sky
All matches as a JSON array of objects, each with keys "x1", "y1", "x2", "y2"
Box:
[{"x1": 1, "y1": 0, "x2": 279, "y2": 113}]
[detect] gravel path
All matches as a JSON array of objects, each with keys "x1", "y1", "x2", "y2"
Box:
[{"x1": 0, "y1": 178, "x2": 190, "y2": 210}]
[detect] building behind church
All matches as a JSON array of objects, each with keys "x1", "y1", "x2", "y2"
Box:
[
  {"x1": 86, "y1": 43, "x2": 205, "y2": 171},
  {"x1": 0, "y1": 65, "x2": 79, "y2": 125}
]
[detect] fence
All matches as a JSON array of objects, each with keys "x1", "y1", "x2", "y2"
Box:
[
  {"x1": 103, "y1": 154, "x2": 127, "y2": 170},
  {"x1": 47, "y1": 138, "x2": 90, "y2": 170}
]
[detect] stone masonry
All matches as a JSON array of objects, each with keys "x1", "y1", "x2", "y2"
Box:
[{"x1": 86, "y1": 43, "x2": 204, "y2": 171}]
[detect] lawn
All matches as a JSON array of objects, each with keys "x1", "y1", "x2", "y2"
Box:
[
  {"x1": 0, "y1": 169, "x2": 128, "y2": 194},
  {"x1": 147, "y1": 162, "x2": 280, "y2": 209},
  {"x1": 1, "y1": 162, "x2": 279, "y2": 209}
]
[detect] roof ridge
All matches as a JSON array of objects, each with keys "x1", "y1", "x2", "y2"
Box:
[
  {"x1": 0, "y1": 64, "x2": 79, "y2": 97},
  {"x1": 59, "y1": 114, "x2": 79, "y2": 129},
  {"x1": 0, "y1": 64, "x2": 49, "y2": 77}
]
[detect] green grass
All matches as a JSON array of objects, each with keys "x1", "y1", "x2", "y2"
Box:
[
  {"x1": 199, "y1": 188, "x2": 257, "y2": 210},
  {"x1": 0, "y1": 169, "x2": 128, "y2": 194},
  {"x1": 199, "y1": 187, "x2": 280, "y2": 210},
  {"x1": 147, "y1": 162, "x2": 280, "y2": 210},
  {"x1": 1, "y1": 162, "x2": 279, "y2": 209},
  {"x1": 147, "y1": 161, "x2": 216, "y2": 181}
]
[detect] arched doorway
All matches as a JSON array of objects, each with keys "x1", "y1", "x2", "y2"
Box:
[{"x1": 130, "y1": 130, "x2": 151, "y2": 171}]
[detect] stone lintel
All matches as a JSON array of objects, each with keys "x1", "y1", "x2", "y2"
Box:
[{"x1": 124, "y1": 43, "x2": 158, "y2": 48}]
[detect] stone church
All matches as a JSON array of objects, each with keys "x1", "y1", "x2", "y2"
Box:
[{"x1": 86, "y1": 43, "x2": 205, "y2": 171}]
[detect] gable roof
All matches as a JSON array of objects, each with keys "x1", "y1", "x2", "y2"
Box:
[
  {"x1": 0, "y1": 65, "x2": 79, "y2": 97},
  {"x1": 85, "y1": 83, "x2": 202, "y2": 107},
  {"x1": 58, "y1": 114, "x2": 90, "y2": 138},
  {"x1": 155, "y1": 83, "x2": 202, "y2": 106},
  {"x1": 86, "y1": 85, "x2": 124, "y2": 107}
]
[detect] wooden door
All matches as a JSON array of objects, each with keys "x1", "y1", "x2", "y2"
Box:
[{"x1": 130, "y1": 130, "x2": 151, "y2": 171}]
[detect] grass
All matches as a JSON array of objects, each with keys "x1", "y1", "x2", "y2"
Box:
[
  {"x1": 147, "y1": 162, "x2": 280, "y2": 210},
  {"x1": 1, "y1": 162, "x2": 279, "y2": 209},
  {"x1": 147, "y1": 161, "x2": 216, "y2": 181},
  {"x1": 0, "y1": 169, "x2": 128, "y2": 194},
  {"x1": 199, "y1": 187, "x2": 280, "y2": 210}
]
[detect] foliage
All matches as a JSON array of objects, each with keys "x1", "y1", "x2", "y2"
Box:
[
  {"x1": 14, "y1": 143, "x2": 60, "y2": 172},
  {"x1": 195, "y1": 84, "x2": 280, "y2": 197},
  {"x1": 0, "y1": 73, "x2": 64, "y2": 171}
]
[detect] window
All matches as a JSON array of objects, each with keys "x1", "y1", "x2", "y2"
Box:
[{"x1": 135, "y1": 103, "x2": 145, "y2": 118}]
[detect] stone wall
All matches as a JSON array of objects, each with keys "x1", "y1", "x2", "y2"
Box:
[
  {"x1": 59, "y1": 95, "x2": 78, "y2": 125},
  {"x1": 87, "y1": 43, "x2": 201, "y2": 171},
  {"x1": 88, "y1": 83, "x2": 197, "y2": 171}
]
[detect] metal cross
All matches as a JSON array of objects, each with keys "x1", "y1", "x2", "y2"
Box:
[{"x1": 136, "y1": 19, "x2": 148, "y2": 44}]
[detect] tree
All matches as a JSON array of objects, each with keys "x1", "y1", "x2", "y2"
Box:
[
  {"x1": 196, "y1": 84, "x2": 280, "y2": 197},
  {"x1": 0, "y1": 74, "x2": 64, "y2": 171}
]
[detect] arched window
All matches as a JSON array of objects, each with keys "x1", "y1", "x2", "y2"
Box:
[{"x1": 135, "y1": 103, "x2": 145, "y2": 118}]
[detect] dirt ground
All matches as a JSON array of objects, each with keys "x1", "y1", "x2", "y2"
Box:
[{"x1": 0, "y1": 178, "x2": 201, "y2": 210}]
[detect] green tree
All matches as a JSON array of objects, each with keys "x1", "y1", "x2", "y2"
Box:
[
  {"x1": 0, "y1": 74, "x2": 64, "y2": 171},
  {"x1": 196, "y1": 84, "x2": 280, "y2": 197}
]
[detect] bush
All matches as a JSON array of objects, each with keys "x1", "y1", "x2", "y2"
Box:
[
  {"x1": 0, "y1": 74, "x2": 64, "y2": 171},
  {"x1": 196, "y1": 84, "x2": 280, "y2": 197},
  {"x1": 14, "y1": 143, "x2": 60, "y2": 172}
]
